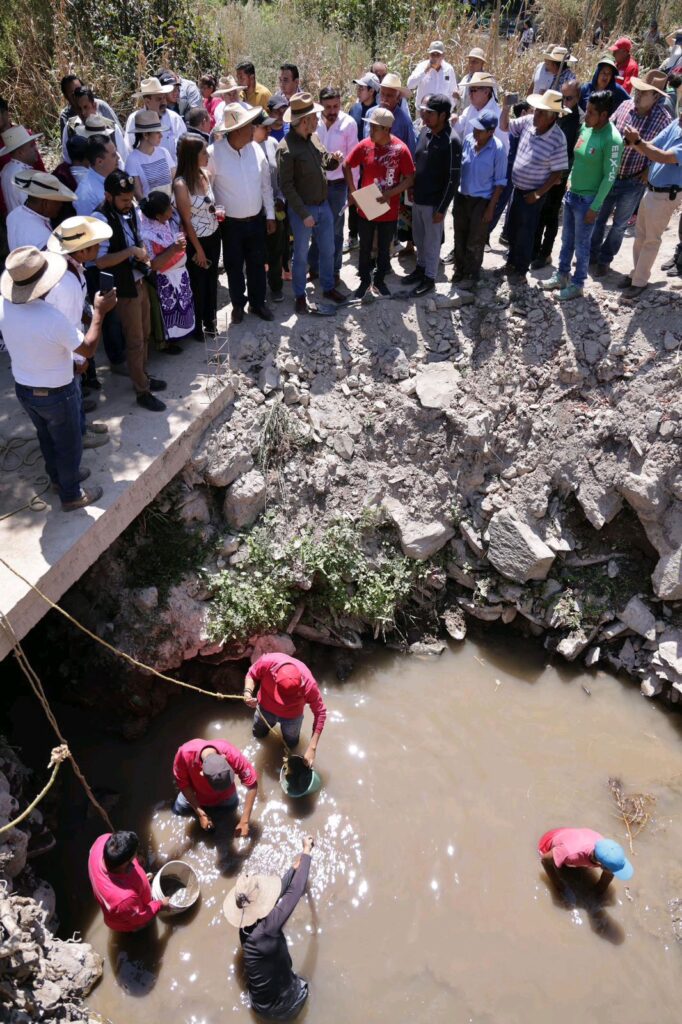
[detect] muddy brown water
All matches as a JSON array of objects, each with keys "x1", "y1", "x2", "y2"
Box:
[{"x1": 43, "y1": 635, "x2": 682, "y2": 1024}]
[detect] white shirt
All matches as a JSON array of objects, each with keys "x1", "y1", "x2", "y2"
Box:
[
  {"x1": 125, "y1": 107, "x2": 186, "y2": 163},
  {"x1": 454, "y1": 97, "x2": 508, "y2": 153},
  {"x1": 75, "y1": 167, "x2": 107, "y2": 216},
  {"x1": 6, "y1": 204, "x2": 52, "y2": 251},
  {"x1": 46, "y1": 261, "x2": 87, "y2": 365},
  {"x1": 458, "y1": 73, "x2": 499, "y2": 110},
  {"x1": 1, "y1": 159, "x2": 30, "y2": 213},
  {"x1": 125, "y1": 146, "x2": 175, "y2": 196},
  {"x1": 315, "y1": 112, "x2": 358, "y2": 180},
  {"x1": 0, "y1": 295, "x2": 81, "y2": 387},
  {"x1": 407, "y1": 58, "x2": 459, "y2": 112},
  {"x1": 61, "y1": 118, "x2": 129, "y2": 164},
  {"x1": 207, "y1": 138, "x2": 274, "y2": 219}
]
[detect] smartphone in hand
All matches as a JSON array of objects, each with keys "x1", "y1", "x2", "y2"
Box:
[
  {"x1": 99, "y1": 271, "x2": 115, "y2": 293},
  {"x1": 504, "y1": 91, "x2": 519, "y2": 106}
]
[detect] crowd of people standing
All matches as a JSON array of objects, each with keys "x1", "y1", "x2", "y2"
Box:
[{"x1": 1, "y1": 28, "x2": 682, "y2": 511}]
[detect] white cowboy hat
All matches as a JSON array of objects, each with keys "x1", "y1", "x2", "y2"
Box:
[
  {"x1": 527, "y1": 89, "x2": 568, "y2": 116},
  {"x1": 223, "y1": 871, "x2": 281, "y2": 928},
  {"x1": 134, "y1": 76, "x2": 174, "y2": 98},
  {"x1": 666, "y1": 28, "x2": 682, "y2": 46},
  {"x1": 74, "y1": 113, "x2": 116, "y2": 138},
  {"x1": 214, "y1": 75, "x2": 242, "y2": 96},
  {"x1": 378, "y1": 73, "x2": 411, "y2": 98},
  {"x1": 47, "y1": 216, "x2": 112, "y2": 255},
  {"x1": 283, "y1": 92, "x2": 324, "y2": 123},
  {"x1": 1, "y1": 246, "x2": 67, "y2": 304},
  {"x1": 13, "y1": 170, "x2": 77, "y2": 201},
  {"x1": 467, "y1": 71, "x2": 497, "y2": 89},
  {"x1": 0, "y1": 125, "x2": 43, "y2": 158},
  {"x1": 542, "y1": 45, "x2": 578, "y2": 64},
  {"x1": 221, "y1": 102, "x2": 262, "y2": 132}
]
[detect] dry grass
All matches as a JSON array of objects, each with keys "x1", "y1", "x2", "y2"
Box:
[{"x1": 608, "y1": 776, "x2": 656, "y2": 853}]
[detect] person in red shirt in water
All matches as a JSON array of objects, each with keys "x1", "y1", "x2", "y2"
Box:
[
  {"x1": 88, "y1": 830, "x2": 169, "y2": 932},
  {"x1": 172, "y1": 738, "x2": 258, "y2": 835},
  {"x1": 538, "y1": 827, "x2": 634, "y2": 896},
  {"x1": 610, "y1": 37, "x2": 639, "y2": 94},
  {"x1": 244, "y1": 653, "x2": 327, "y2": 766}
]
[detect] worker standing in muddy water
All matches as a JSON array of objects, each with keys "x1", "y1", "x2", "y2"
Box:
[
  {"x1": 88, "y1": 830, "x2": 169, "y2": 931},
  {"x1": 244, "y1": 653, "x2": 327, "y2": 766},
  {"x1": 538, "y1": 827, "x2": 633, "y2": 896},
  {"x1": 172, "y1": 738, "x2": 258, "y2": 835}
]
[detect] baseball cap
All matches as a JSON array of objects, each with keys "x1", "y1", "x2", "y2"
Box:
[
  {"x1": 593, "y1": 839, "x2": 633, "y2": 880},
  {"x1": 471, "y1": 110, "x2": 498, "y2": 131},
  {"x1": 104, "y1": 169, "x2": 136, "y2": 196},
  {"x1": 202, "y1": 752, "x2": 235, "y2": 791},
  {"x1": 253, "y1": 109, "x2": 276, "y2": 127},
  {"x1": 610, "y1": 36, "x2": 632, "y2": 52},
  {"x1": 429, "y1": 40, "x2": 445, "y2": 53},
  {"x1": 420, "y1": 93, "x2": 452, "y2": 116},
  {"x1": 353, "y1": 72, "x2": 381, "y2": 92},
  {"x1": 268, "y1": 91, "x2": 289, "y2": 112},
  {"x1": 272, "y1": 662, "x2": 303, "y2": 706},
  {"x1": 362, "y1": 107, "x2": 395, "y2": 129},
  {"x1": 157, "y1": 69, "x2": 179, "y2": 87}
]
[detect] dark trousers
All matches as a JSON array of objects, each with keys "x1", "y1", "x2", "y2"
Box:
[
  {"x1": 266, "y1": 217, "x2": 286, "y2": 294},
  {"x1": 84, "y1": 266, "x2": 126, "y2": 367},
  {"x1": 533, "y1": 179, "x2": 567, "y2": 260},
  {"x1": 187, "y1": 228, "x2": 221, "y2": 331},
  {"x1": 348, "y1": 203, "x2": 359, "y2": 240},
  {"x1": 507, "y1": 188, "x2": 548, "y2": 274},
  {"x1": 16, "y1": 380, "x2": 82, "y2": 503},
  {"x1": 221, "y1": 215, "x2": 267, "y2": 310},
  {"x1": 358, "y1": 217, "x2": 395, "y2": 285},
  {"x1": 453, "y1": 193, "x2": 490, "y2": 278}
]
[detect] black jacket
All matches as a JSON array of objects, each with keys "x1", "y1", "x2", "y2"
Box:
[
  {"x1": 98, "y1": 204, "x2": 143, "y2": 299},
  {"x1": 413, "y1": 125, "x2": 462, "y2": 213}
]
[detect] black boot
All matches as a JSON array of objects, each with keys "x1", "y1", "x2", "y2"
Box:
[{"x1": 662, "y1": 243, "x2": 682, "y2": 271}]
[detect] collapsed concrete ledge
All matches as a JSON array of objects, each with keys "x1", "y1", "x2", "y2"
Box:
[{"x1": 0, "y1": 343, "x2": 235, "y2": 662}]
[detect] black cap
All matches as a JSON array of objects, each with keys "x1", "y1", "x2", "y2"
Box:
[
  {"x1": 104, "y1": 169, "x2": 136, "y2": 196},
  {"x1": 253, "y1": 109, "x2": 276, "y2": 127},
  {"x1": 158, "y1": 70, "x2": 178, "y2": 87},
  {"x1": 419, "y1": 93, "x2": 452, "y2": 116}
]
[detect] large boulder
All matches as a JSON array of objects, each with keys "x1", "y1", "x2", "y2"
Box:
[
  {"x1": 652, "y1": 547, "x2": 682, "y2": 600},
  {"x1": 383, "y1": 498, "x2": 454, "y2": 560},
  {"x1": 617, "y1": 596, "x2": 656, "y2": 640},
  {"x1": 487, "y1": 508, "x2": 556, "y2": 583},
  {"x1": 205, "y1": 443, "x2": 254, "y2": 488},
  {"x1": 223, "y1": 470, "x2": 266, "y2": 529},
  {"x1": 414, "y1": 362, "x2": 459, "y2": 410}
]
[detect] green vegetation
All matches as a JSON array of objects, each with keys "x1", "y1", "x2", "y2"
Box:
[
  {"x1": 120, "y1": 499, "x2": 207, "y2": 603},
  {"x1": 208, "y1": 510, "x2": 427, "y2": 644}
]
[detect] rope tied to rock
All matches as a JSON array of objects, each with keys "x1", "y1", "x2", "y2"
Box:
[{"x1": 0, "y1": 745, "x2": 70, "y2": 837}]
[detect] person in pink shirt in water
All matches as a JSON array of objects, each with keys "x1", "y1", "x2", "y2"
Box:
[
  {"x1": 244, "y1": 653, "x2": 327, "y2": 767},
  {"x1": 538, "y1": 826, "x2": 633, "y2": 896},
  {"x1": 88, "y1": 830, "x2": 169, "y2": 932}
]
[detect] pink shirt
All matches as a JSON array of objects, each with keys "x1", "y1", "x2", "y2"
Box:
[
  {"x1": 538, "y1": 828, "x2": 604, "y2": 869},
  {"x1": 246, "y1": 653, "x2": 327, "y2": 732},
  {"x1": 204, "y1": 94, "x2": 222, "y2": 130},
  {"x1": 88, "y1": 833, "x2": 164, "y2": 932},
  {"x1": 173, "y1": 738, "x2": 257, "y2": 807}
]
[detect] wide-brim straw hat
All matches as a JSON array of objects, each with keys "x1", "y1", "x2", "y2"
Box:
[
  {"x1": 133, "y1": 109, "x2": 164, "y2": 133},
  {"x1": 1, "y1": 245, "x2": 67, "y2": 303},
  {"x1": 75, "y1": 114, "x2": 115, "y2": 138},
  {"x1": 221, "y1": 102, "x2": 262, "y2": 132},
  {"x1": 134, "y1": 76, "x2": 174, "y2": 98},
  {"x1": 214, "y1": 75, "x2": 241, "y2": 96},
  {"x1": 47, "y1": 215, "x2": 112, "y2": 255},
  {"x1": 467, "y1": 48, "x2": 488, "y2": 63},
  {"x1": 467, "y1": 71, "x2": 497, "y2": 89},
  {"x1": 630, "y1": 71, "x2": 668, "y2": 96},
  {"x1": 542, "y1": 46, "x2": 578, "y2": 64},
  {"x1": 223, "y1": 871, "x2": 281, "y2": 928},
  {"x1": 378, "y1": 73, "x2": 411, "y2": 98},
  {"x1": 0, "y1": 125, "x2": 43, "y2": 158},
  {"x1": 283, "y1": 92, "x2": 324, "y2": 123},
  {"x1": 666, "y1": 28, "x2": 682, "y2": 46},
  {"x1": 527, "y1": 90, "x2": 568, "y2": 116},
  {"x1": 13, "y1": 170, "x2": 77, "y2": 201}
]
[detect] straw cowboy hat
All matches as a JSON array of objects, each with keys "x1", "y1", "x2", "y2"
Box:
[
  {"x1": 1, "y1": 245, "x2": 67, "y2": 304},
  {"x1": 214, "y1": 75, "x2": 241, "y2": 96},
  {"x1": 467, "y1": 71, "x2": 497, "y2": 89},
  {"x1": 221, "y1": 102, "x2": 262, "y2": 132},
  {"x1": 542, "y1": 45, "x2": 578, "y2": 64},
  {"x1": 13, "y1": 170, "x2": 77, "y2": 202},
  {"x1": 283, "y1": 92, "x2": 324, "y2": 123},
  {"x1": 630, "y1": 70, "x2": 668, "y2": 96},
  {"x1": 0, "y1": 125, "x2": 43, "y2": 158},
  {"x1": 223, "y1": 871, "x2": 281, "y2": 928},
  {"x1": 134, "y1": 76, "x2": 174, "y2": 98},
  {"x1": 467, "y1": 47, "x2": 488, "y2": 63},
  {"x1": 527, "y1": 89, "x2": 568, "y2": 116},
  {"x1": 47, "y1": 215, "x2": 112, "y2": 255},
  {"x1": 378, "y1": 73, "x2": 411, "y2": 98},
  {"x1": 666, "y1": 28, "x2": 682, "y2": 46},
  {"x1": 133, "y1": 109, "x2": 164, "y2": 133},
  {"x1": 74, "y1": 113, "x2": 116, "y2": 138}
]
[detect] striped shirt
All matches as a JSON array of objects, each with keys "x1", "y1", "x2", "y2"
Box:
[
  {"x1": 509, "y1": 115, "x2": 568, "y2": 190},
  {"x1": 611, "y1": 99, "x2": 672, "y2": 178}
]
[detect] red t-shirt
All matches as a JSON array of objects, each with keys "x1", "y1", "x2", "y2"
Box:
[
  {"x1": 173, "y1": 738, "x2": 257, "y2": 806},
  {"x1": 345, "y1": 135, "x2": 415, "y2": 222},
  {"x1": 88, "y1": 833, "x2": 164, "y2": 932},
  {"x1": 616, "y1": 56, "x2": 639, "y2": 94},
  {"x1": 537, "y1": 827, "x2": 604, "y2": 868},
  {"x1": 246, "y1": 652, "x2": 327, "y2": 731}
]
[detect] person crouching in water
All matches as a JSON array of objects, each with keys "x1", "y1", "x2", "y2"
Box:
[
  {"x1": 88, "y1": 830, "x2": 169, "y2": 931},
  {"x1": 538, "y1": 826, "x2": 633, "y2": 896},
  {"x1": 224, "y1": 834, "x2": 315, "y2": 1019}
]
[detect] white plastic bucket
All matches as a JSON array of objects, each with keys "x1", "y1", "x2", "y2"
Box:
[{"x1": 151, "y1": 860, "x2": 200, "y2": 915}]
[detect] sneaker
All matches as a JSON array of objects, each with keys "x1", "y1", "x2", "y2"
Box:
[
  {"x1": 442, "y1": 248, "x2": 456, "y2": 265},
  {"x1": 82, "y1": 431, "x2": 109, "y2": 449},
  {"x1": 86, "y1": 422, "x2": 108, "y2": 434},
  {"x1": 61, "y1": 485, "x2": 103, "y2": 511},
  {"x1": 353, "y1": 283, "x2": 370, "y2": 300},
  {"x1": 270, "y1": 290, "x2": 284, "y2": 303},
  {"x1": 342, "y1": 237, "x2": 358, "y2": 253},
  {"x1": 541, "y1": 272, "x2": 569, "y2": 291},
  {"x1": 413, "y1": 277, "x2": 435, "y2": 296},
  {"x1": 557, "y1": 283, "x2": 584, "y2": 301},
  {"x1": 52, "y1": 468, "x2": 91, "y2": 493},
  {"x1": 374, "y1": 280, "x2": 391, "y2": 297},
  {"x1": 402, "y1": 267, "x2": 425, "y2": 285},
  {"x1": 148, "y1": 377, "x2": 167, "y2": 392},
  {"x1": 137, "y1": 392, "x2": 166, "y2": 412}
]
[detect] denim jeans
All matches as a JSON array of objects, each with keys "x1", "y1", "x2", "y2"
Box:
[
  {"x1": 589, "y1": 177, "x2": 645, "y2": 266},
  {"x1": 172, "y1": 790, "x2": 238, "y2": 815},
  {"x1": 252, "y1": 707, "x2": 304, "y2": 747},
  {"x1": 289, "y1": 202, "x2": 335, "y2": 297},
  {"x1": 309, "y1": 181, "x2": 347, "y2": 277},
  {"x1": 558, "y1": 191, "x2": 597, "y2": 286},
  {"x1": 506, "y1": 188, "x2": 547, "y2": 274},
  {"x1": 15, "y1": 380, "x2": 82, "y2": 503}
]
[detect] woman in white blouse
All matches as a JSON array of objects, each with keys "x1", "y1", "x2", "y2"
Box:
[{"x1": 125, "y1": 109, "x2": 175, "y2": 200}]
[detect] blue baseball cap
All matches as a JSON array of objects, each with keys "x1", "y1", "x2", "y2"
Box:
[
  {"x1": 471, "y1": 110, "x2": 498, "y2": 131},
  {"x1": 594, "y1": 839, "x2": 634, "y2": 880}
]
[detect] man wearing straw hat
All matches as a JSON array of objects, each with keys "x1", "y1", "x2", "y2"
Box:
[
  {"x1": 208, "y1": 103, "x2": 276, "y2": 323},
  {"x1": 459, "y1": 48, "x2": 490, "y2": 109},
  {"x1": 407, "y1": 40, "x2": 459, "y2": 114},
  {"x1": 499, "y1": 91, "x2": 569, "y2": 278},
  {"x1": 0, "y1": 245, "x2": 115, "y2": 510},
  {"x1": 0, "y1": 125, "x2": 43, "y2": 213},
  {"x1": 224, "y1": 834, "x2": 315, "y2": 1019},
  {"x1": 7, "y1": 171, "x2": 77, "y2": 251},
  {"x1": 452, "y1": 72, "x2": 507, "y2": 153},
  {"x1": 67, "y1": 87, "x2": 129, "y2": 160},
  {"x1": 374, "y1": 74, "x2": 416, "y2": 154},
  {"x1": 124, "y1": 77, "x2": 187, "y2": 162},
  {"x1": 213, "y1": 76, "x2": 250, "y2": 131},
  {"x1": 531, "y1": 46, "x2": 577, "y2": 96}
]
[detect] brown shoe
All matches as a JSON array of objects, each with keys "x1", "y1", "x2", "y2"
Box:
[
  {"x1": 322, "y1": 288, "x2": 347, "y2": 304},
  {"x1": 52, "y1": 468, "x2": 90, "y2": 493},
  {"x1": 231, "y1": 306, "x2": 244, "y2": 324},
  {"x1": 61, "y1": 485, "x2": 103, "y2": 511},
  {"x1": 295, "y1": 296, "x2": 310, "y2": 314}
]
